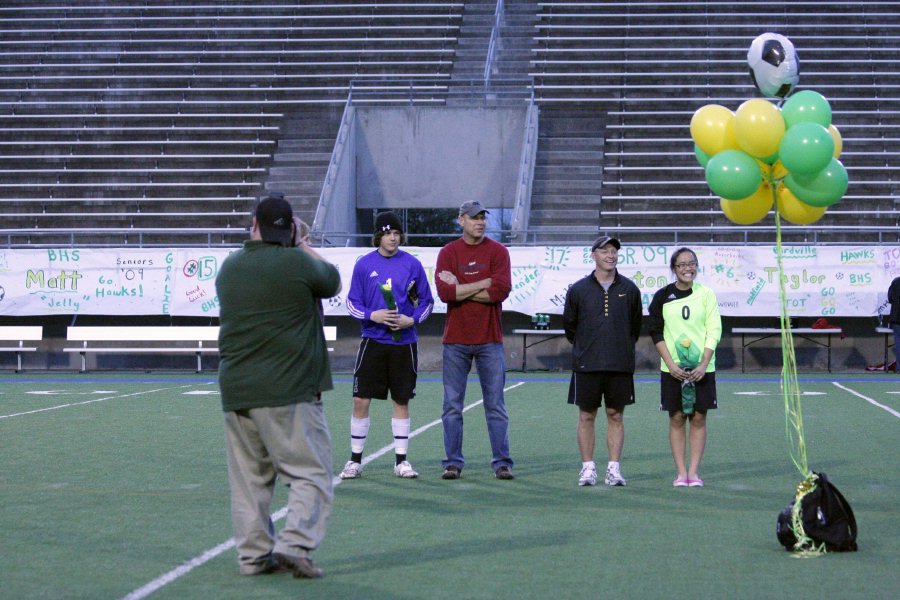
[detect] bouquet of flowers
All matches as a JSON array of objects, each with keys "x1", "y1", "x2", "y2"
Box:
[
  {"x1": 379, "y1": 278, "x2": 402, "y2": 341},
  {"x1": 676, "y1": 336, "x2": 702, "y2": 414}
]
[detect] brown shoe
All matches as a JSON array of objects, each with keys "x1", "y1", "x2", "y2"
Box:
[
  {"x1": 495, "y1": 466, "x2": 515, "y2": 480},
  {"x1": 441, "y1": 465, "x2": 461, "y2": 480},
  {"x1": 273, "y1": 552, "x2": 324, "y2": 579},
  {"x1": 245, "y1": 555, "x2": 290, "y2": 576}
]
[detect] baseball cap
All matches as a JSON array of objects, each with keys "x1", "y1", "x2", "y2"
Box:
[
  {"x1": 374, "y1": 211, "x2": 403, "y2": 234},
  {"x1": 255, "y1": 193, "x2": 293, "y2": 246},
  {"x1": 459, "y1": 200, "x2": 490, "y2": 217},
  {"x1": 591, "y1": 235, "x2": 621, "y2": 251}
]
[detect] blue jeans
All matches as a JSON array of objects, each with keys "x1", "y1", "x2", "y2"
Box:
[
  {"x1": 893, "y1": 324, "x2": 900, "y2": 370},
  {"x1": 441, "y1": 343, "x2": 512, "y2": 471}
]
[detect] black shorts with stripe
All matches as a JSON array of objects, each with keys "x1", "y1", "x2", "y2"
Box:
[
  {"x1": 353, "y1": 338, "x2": 418, "y2": 404},
  {"x1": 659, "y1": 371, "x2": 718, "y2": 413},
  {"x1": 567, "y1": 371, "x2": 636, "y2": 411}
]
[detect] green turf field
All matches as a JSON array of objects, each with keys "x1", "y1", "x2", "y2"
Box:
[{"x1": 1, "y1": 372, "x2": 898, "y2": 599}]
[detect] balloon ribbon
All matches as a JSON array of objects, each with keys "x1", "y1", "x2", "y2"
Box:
[{"x1": 774, "y1": 187, "x2": 824, "y2": 556}]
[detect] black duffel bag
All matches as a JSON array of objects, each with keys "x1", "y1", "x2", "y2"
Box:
[{"x1": 776, "y1": 471, "x2": 858, "y2": 553}]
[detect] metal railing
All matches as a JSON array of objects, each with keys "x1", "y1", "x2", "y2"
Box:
[
  {"x1": 3, "y1": 223, "x2": 898, "y2": 249},
  {"x1": 0, "y1": 227, "x2": 247, "y2": 248},
  {"x1": 346, "y1": 77, "x2": 534, "y2": 105},
  {"x1": 311, "y1": 95, "x2": 355, "y2": 238},
  {"x1": 508, "y1": 97, "x2": 539, "y2": 241},
  {"x1": 484, "y1": 0, "x2": 504, "y2": 84}
]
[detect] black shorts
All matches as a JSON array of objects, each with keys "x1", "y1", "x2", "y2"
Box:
[
  {"x1": 353, "y1": 338, "x2": 418, "y2": 403},
  {"x1": 567, "y1": 371, "x2": 635, "y2": 411},
  {"x1": 660, "y1": 371, "x2": 718, "y2": 413}
]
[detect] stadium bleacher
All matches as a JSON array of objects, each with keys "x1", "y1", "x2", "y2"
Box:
[
  {"x1": 0, "y1": 1, "x2": 463, "y2": 246},
  {"x1": 531, "y1": 0, "x2": 900, "y2": 244},
  {"x1": 0, "y1": 0, "x2": 897, "y2": 246}
]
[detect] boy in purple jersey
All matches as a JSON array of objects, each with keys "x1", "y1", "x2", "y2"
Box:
[{"x1": 340, "y1": 211, "x2": 434, "y2": 479}]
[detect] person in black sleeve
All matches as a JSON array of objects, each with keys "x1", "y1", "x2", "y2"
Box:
[
  {"x1": 562, "y1": 236, "x2": 642, "y2": 487},
  {"x1": 889, "y1": 276, "x2": 900, "y2": 372}
]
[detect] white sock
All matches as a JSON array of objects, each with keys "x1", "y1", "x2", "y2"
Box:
[
  {"x1": 392, "y1": 417, "x2": 411, "y2": 458},
  {"x1": 582, "y1": 460, "x2": 596, "y2": 471},
  {"x1": 350, "y1": 416, "x2": 370, "y2": 455},
  {"x1": 608, "y1": 460, "x2": 620, "y2": 472}
]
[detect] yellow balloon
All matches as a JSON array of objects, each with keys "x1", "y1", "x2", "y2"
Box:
[
  {"x1": 776, "y1": 186, "x2": 828, "y2": 225},
  {"x1": 828, "y1": 124, "x2": 843, "y2": 158},
  {"x1": 772, "y1": 160, "x2": 789, "y2": 180},
  {"x1": 690, "y1": 104, "x2": 738, "y2": 156},
  {"x1": 720, "y1": 182, "x2": 774, "y2": 225},
  {"x1": 734, "y1": 98, "x2": 786, "y2": 158}
]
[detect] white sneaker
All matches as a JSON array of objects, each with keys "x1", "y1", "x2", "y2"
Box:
[
  {"x1": 578, "y1": 466, "x2": 598, "y2": 486},
  {"x1": 393, "y1": 460, "x2": 418, "y2": 478},
  {"x1": 605, "y1": 464, "x2": 627, "y2": 486},
  {"x1": 339, "y1": 460, "x2": 362, "y2": 479}
]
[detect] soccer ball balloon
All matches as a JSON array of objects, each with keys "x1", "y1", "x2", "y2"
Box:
[{"x1": 747, "y1": 33, "x2": 800, "y2": 98}]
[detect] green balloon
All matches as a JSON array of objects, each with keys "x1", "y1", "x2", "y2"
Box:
[
  {"x1": 779, "y1": 122, "x2": 834, "y2": 175},
  {"x1": 705, "y1": 149, "x2": 762, "y2": 200},
  {"x1": 759, "y1": 150, "x2": 779, "y2": 165},
  {"x1": 784, "y1": 158, "x2": 849, "y2": 207},
  {"x1": 694, "y1": 144, "x2": 710, "y2": 168},
  {"x1": 782, "y1": 90, "x2": 832, "y2": 128}
]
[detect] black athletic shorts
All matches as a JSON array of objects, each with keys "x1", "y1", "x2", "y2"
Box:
[
  {"x1": 567, "y1": 371, "x2": 635, "y2": 411},
  {"x1": 659, "y1": 371, "x2": 718, "y2": 413},
  {"x1": 353, "y1": 338, "x2": 418, "y2": 403}
]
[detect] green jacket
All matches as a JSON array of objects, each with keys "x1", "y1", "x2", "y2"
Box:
[{"x1": 215, "y1": 240, "x2": 341, "y2": 411}]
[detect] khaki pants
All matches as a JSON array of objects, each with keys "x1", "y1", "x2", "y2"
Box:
[{"x1": 224, "y1": 401, "x2": 333, "y2": 575}]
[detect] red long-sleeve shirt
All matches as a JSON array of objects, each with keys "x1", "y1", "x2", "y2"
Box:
[{"x1": 435, "y1": 237, "x2": 511, "y2": 344}]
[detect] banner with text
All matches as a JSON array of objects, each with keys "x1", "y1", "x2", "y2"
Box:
[{"x1": 0, "y1": 245, "x2": 897, "y2": 318}]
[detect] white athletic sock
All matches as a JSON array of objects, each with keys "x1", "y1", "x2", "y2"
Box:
[
  {"x1": 392, "y1": 417, "x2": 411, "y2": 457},
  {"x1": 350, "y1": 416, "x2": 370, "y2": 455},
  {"x1": 582, "y1": 460, "x2": 596, "y2": 471},
  {"x1": 608, "y1": 460, "x2": 620, "y2": 472}
]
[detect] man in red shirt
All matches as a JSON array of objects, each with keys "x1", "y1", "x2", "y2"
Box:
[{"x1": 435, "y1": 201, "x2": 514, "y2": 480}]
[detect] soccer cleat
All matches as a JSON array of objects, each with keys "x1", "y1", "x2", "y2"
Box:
[
  {"x1": 393, "y1": 460, "x2": 418, "y2": 478},
  {"x1": 605, "y1": 464, "x2": 627, "y2": 486},
  {"x1": 339, "y1": 460, "x2": 362, "y2": 479},
  {"x1": 578, "y1": 466, "x2": 598, "y2": 487}
]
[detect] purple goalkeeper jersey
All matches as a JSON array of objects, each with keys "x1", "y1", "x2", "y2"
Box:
[{"x1": 346, "y1": 249, "x2": 434, "y2": 344}]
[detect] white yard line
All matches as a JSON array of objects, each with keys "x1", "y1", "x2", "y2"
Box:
[
  {"x1": 119, "y1": 381, "x2": 526, "y2": 600},
  {"x1": 832, "y1": 381, "x2": 900, "y2": 419},
  {"x1": 0, "y1": 386, "x2": 198, "y2": 420}
]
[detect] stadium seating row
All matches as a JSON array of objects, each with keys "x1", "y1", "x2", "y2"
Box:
[
  {"x1": 0, "y1": 0, "x2": 465, "y2": 246},
  {"x1": 530, "y1": 0, "x2": 899, "y2": 244},
  {"x1": 0, "y1": 1, "x2": 897, "y2": 246}
]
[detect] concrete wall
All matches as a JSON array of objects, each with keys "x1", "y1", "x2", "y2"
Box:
[{"x1": 353, "y1": 106, "x2": 526, "y2": 209}]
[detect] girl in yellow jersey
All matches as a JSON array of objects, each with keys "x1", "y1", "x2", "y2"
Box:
[{"x1": 648, "y1": 248, "x2": 722, "y2": 488}]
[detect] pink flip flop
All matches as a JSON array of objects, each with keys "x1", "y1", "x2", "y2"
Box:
[
  {"x1": 673, "y1": 476, "x2": 690, "y2": 487},
  {"x1": 688, "y1": 478, "x2": 704, "y2": 487}
]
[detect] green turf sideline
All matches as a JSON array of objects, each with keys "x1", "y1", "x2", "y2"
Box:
[{"x1": 118, "y1": 381, "x2": 526, "y2": 600}]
